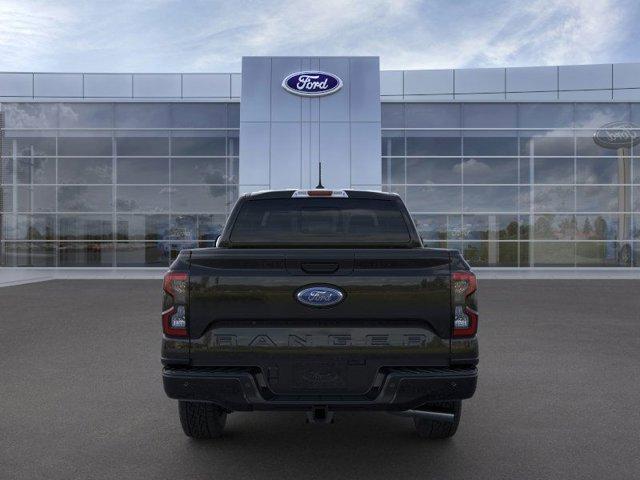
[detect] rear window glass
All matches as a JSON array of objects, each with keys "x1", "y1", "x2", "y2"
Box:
[{"x1": 229, "y1": 198, "x2": 411, "y2": 246}]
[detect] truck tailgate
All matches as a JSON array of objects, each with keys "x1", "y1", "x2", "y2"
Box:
[
  {"x1": 188, "y1": 248, "x2": 452, "y2": 336},
  {"x1": 185, "y1": 248, "x2": 453, "y2": 394}
]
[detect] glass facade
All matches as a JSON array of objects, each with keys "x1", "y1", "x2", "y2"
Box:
[
  {"x1": 382, "y1": 103, "x2": 640, "y2": 267},
  {"x1": 1, "y1": 100, "x2": 639, "y2": 268},
  {"x1": 0, "y1": 102, "x2": 239, "y2": 267}
]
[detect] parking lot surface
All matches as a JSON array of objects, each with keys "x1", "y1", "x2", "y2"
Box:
[{"x1": 1, "y1": 279, "x2": 639, "y2": 480}]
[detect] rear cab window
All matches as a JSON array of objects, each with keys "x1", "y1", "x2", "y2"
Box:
[{"x1": 229, "y1": 198, "x2": 413, "y2": 247}]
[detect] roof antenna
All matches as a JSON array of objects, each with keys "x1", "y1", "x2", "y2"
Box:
[{"x1": 316, "y1": 161, "x2": 324, "y2": 189}]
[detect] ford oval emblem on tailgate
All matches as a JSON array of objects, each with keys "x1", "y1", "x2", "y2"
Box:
[{"x1": 296, "y1": 286, "x2": 344, "y2": 308}]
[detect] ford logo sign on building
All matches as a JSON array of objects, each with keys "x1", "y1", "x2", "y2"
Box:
[
  {"x1": 296, "y1": 286, "x2": 344, "y2": 307},
  {"x1": 593, "y1": 121, "x2": 640, "y2": 149},
  {"x1": 282, "y1": 71, "x2": 343, "y2": 97}
]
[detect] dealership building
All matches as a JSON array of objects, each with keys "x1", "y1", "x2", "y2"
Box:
[{"x1": 1, "y1": 56, "x2": 639, "y2": 270}]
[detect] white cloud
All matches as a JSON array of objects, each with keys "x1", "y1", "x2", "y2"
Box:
[
  {"x1": 0, "y1": 0, "x2": 636, "y2": 72},
  {"x1": 0, "y1": 1, "x2": 74, "y2": 70}
]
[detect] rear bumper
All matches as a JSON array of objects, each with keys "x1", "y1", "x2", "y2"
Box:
[{"x1": 162, "y1": 366, "x2": 477, "y2": 411}]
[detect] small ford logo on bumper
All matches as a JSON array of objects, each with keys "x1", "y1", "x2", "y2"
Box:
[{"x1": 296, "y1": 286, "x2": 344, "y2": 307}]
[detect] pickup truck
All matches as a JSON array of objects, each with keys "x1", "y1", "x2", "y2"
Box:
[{"x1": 161, "y1": 189, "x2": 478, "y2": 439}]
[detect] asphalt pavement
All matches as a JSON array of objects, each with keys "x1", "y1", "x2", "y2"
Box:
[{"x1": 1, "y1": 279, "x2": 639, "y2": 480}]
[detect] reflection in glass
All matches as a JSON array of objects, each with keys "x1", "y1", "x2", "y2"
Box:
[
  {"x1": 463, "y1": 242, "x2": 518, "y2": 267},
  {"x1": 3, "y1": 136, "x2": 56, "y2": 156},
  {"x1": 170, "y1": 214, "x2": 226, "y2": 246},
  {"x1": 463, "y1": 186, "x2": 518, "y2": 212},
  {"x1": 405, "y1": 186, "x2": 462, "y2": 212},
  {"x1": 58, "y1": 137, "x2": 113, "y2": 156},
  {"x1": 116, "y1": 158, "x2": 169, "y2": 184},
  {"x1": 0, "y1": 101, "x2": 241, "y2": 267},
  {"x1": 1, "y1": 242, "x2": 56, "y2": 267},
  {"x1": 520, "y1": 241, "x2": 530, "y2": 266},
  {"x1": 461, "y1": 215, "x2": 518, "y2": 240},
  {"x1": 576, "y1": 157, "x2": 627, "y2": 184},
  {"x1": 534, "y1": 186, "x2": 574, "y2": 212},
  {"x1": 381, "y1": 131, "x2": 404, "y2": 156},
  {"x1": 116, "y1": 136, "x2": 169, "y2": 156},
  {"x1": 171, "y1": 158, "x2": 227, "y2": 184},
  {"x1": 576, "y1": 242, "x2": 630, "y2": 267},
  {"x1": 532, "y1": 242, "x2": 575, "y2": 266},
  {"x1": 406, "y1": 131, "x2": 460, "y2": 156},
  {"x1": 170, "y1": 103, "x2": 227, "y2": 128},
  {"x1": 228, "y1": 158, "x2": 239, "y2": 184},
  {"x1": 463, "y1": 104, "x2": 516, "y2": 128},
  {"x1": 116, "y1": 186, "x2": 170, "y2": 213},
  {"x1": 115, "y1": 242, "x2": 171, "y2": 267},
  {"x1": 406, "y1": 104, "x2": 460, "y2": 128},
  {"x1": 171, "y1": 186, "x2": 229, "y2": 213},
  {"x1": 519, "y1": 158, "x2": 530, "y2": 184},
  {"x1": 0, "y1": 186, "x2": 12, "y2": 211},
  {"x1": 575, "y1": 214, "x2": 628, "y2": 241},
  {"x1": 116, "y1": 215, "x2": 170, "y2": 241},
  {"x1": 228, "y1": 104, "x2": 240, "y2": 127},
  {"x1": 519, "y1": 135, "x2": 573, "y2": 156},
  {"x1": 463, "y1": 136, "x2": 518, "y2": 156},
  {"x1": 16, "y1": 157, "x2": 56, "y2": 184},
  {"x1": 406, "y1": 158, "x2": 461, "y2": 184},
  {"x1": 1, "y1": 158, "x2": 12, "y2": 183},
  {"x1": 58, "y1": 104, "x2": 113, "y2": 128},
  {"x1": 114, "y1": 104, "x2": 170, "y2": 128},
  {"x1": 2, "y1": 103, "x2": 58, "y2": 128},
  {"x1": 534, "y1": 158, "x2": 574, "y2": 184},
  {"x1": 462, "y1": 158, "x2": 517, "y2": 184},
  {"x1": 382, "y1": 104, "x2": 404, "y2": 128},
  {"x1": 17, "y1": 186, "x2": 56, "y2": 212},
  {"x1": 58, "y1": 186, "x2": 113, "y2": 212},
  {"x1": 576, "y1": 136, "x2": 630, "y2": 156},
  {"x1": 227, "y1": 131, "x2": 239, "y2": 157},
  {"x1": 574, "y1": 103, "x2": 630, "y2": 128},
  {"x1": 382, "y1": 158, "x2": 405, "y2": 184},
  {"x1": 576, "y1": 186, "x2": 629, "y2": 212},
  {"x1": 412, "y1": 214, "x2": 461, "y2": 240},
  {"x1": 518, "y1": 104, "x2": 573, "y2": 129},
  {"x1": 171, "y1": 134, "x2": 226, "y2": 156},
  {"x1": 59, "y1": 214, "x2": 112, "y2": 240},
  {"x1": 59, "y1": 242, "x2": 114, "y2": 267},
  {"x1": 15, "y1": 214, "x2": 55, "y2": 240},
  {"x1": 519, "y1": 215, "x2": 531, "y2": 240},
  {"x1": 58, "y1": 158, "x2": 112, "y2": 184},
  {"x1": 533, "y1": 215, "x2": 575, "y2": 240}
]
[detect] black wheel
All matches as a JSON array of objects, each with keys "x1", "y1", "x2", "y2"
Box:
[
  {"x1": 178, "y1": 401, "x2": 227, "y2": 439},
  {"x1": 413, "y1": 401, "x2": 462, "y2": 439}
]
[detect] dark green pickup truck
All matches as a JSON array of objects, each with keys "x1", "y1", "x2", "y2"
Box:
[{"x1": 162, "y1": 189, "x2": 478, "y2": 439}]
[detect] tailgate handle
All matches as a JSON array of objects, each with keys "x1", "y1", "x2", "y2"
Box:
[{"x1": 301, "y1": 262, "x2": 340, "y2": 274}]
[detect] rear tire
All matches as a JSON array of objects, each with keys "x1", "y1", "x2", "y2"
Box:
[
  {"x1": 178, "y1": 401, "x2": 227, "y2": 439},
  {"x1": 413, "y1": 401, "x2": 461, "y2": 439}
]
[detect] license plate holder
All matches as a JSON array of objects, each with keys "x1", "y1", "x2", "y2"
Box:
[{"x1": 291, "y1": 361, "x2": 348, "y2": 390}]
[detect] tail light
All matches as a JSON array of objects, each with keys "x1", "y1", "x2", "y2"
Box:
[
  {"x1": 451, "y1": 271, "x2": 478, "y2": 338},
  {"x1": 162, "y1": 271, "x2": 188, "y2": 337}
]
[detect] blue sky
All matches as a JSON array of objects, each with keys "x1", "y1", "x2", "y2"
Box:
[{"x1": 0, "y1": 0, "x2": 638, "y2": 72}]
